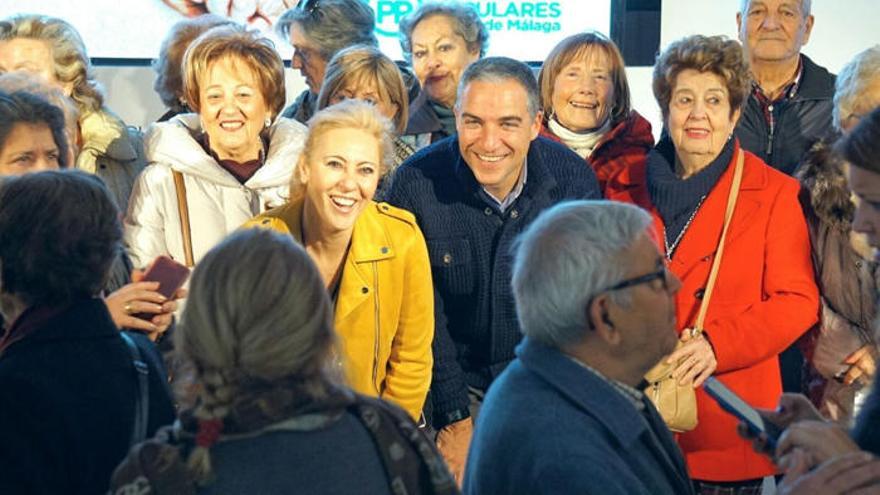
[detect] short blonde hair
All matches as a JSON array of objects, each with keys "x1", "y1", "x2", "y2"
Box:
[
  {"x1": 152, "y1": 14, "x2": 237, "y2": 112},
  {"x1": 834, "y1": 45, "x2": 880, "y2": 131},
  {"x1": 291, "y1": 99, "x2": 395, "y2": 200},
  {"x1": 538, "y1": 32, "x2": 632, "y2": 126},
  {"x1": 0, "y1": 14, "x2": 103, "y2": 114},
  {"x1": 317, "y1": 45, "x2": 409, "y2": 134},
  {"x1": 182, "y1": 25, "x2": 286, "y2": 119},
  {"x1": 653, "y1": 35, "x2": 750, "y2": 120}
]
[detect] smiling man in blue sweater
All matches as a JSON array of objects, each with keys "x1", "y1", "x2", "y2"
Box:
[{"x1": 385, "y1": 56, "x2": 601, "y2": 482}]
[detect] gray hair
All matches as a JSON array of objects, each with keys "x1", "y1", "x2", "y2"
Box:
[
  {"x1": 175, "y1": 228, "x2": 341, "y2": 482},
  {"x1": 833, "y1": 45, "x2": 880, "y2": 130},
  {"x1": 456, "y1": 56, "x2": 540, "y2": 119},
  {"x1": 399, "y1": 2, "x2": 489, "y2": 62},
  {"x1": 511, "y1": 200, "x2": 653, "y2": 349},
  {"x1": 739, "y1": 0, "x2": 812, "y2": 16},
  {"x1": 276, "y1": 0, "x2": 378, "y2": 61}
]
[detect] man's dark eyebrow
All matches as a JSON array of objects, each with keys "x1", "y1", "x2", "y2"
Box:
[
  {"x1": 460, "y1": 112, "x2": 483, "y2": 122},
  {"x1": 499, "y1": 116, "x2": 523, "y2": 124}
]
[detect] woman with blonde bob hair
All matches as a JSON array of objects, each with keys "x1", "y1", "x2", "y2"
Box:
[
  {"x1": 538, "y1": 31, "x2": 653, "y2": 194},
  {"x1": 606, "y1": 34, "x2": 819, "y2": 493},
  {"x1": 110, "y1": 228, "x2": 455, "y2": 493},
  {"x1": 0, "y1": 14, "x2": 146, "y2": 211},
  {"x1": 125, "y1": 24, "x2": 307, "y2": 270},
  {"x1": 317, "y1": 45, "x2": 415, "y2": 167},
  {"x1": 245, "y1": 100, "x2": 434, "y2": 421}
]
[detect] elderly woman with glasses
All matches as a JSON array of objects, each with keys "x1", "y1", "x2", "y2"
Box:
[
  {"x1": 276, "y1": 0, "x2": 379, "y2": 124},
  {"x1": 605, "y1": 34, "x2": 819, "y2": 493}
]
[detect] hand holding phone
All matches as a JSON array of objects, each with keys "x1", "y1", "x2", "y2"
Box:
[
  {"x1": 131, "y1": 256, "x2": 189, "y2": 320},
  {"x1": 704, "y1": 377, "x2": 782, "y2": 450}
]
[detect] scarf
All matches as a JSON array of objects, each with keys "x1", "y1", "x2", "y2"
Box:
[
  {"x1": 109, "y1": 377, "x2": 458, "y2": 495},
  {"x1": 647, "y1": 137, "x2": 734, "y2": 257},
  {"x1": 430, "y1": 99, "x2": 457, "y2": 138},
  {"x1": 547, "y1": 117, "x2": 612, "y2": 159}
]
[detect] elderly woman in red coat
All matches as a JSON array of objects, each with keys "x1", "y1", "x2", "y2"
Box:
[
  {"x1": 605, "y1": 34, "x2": 819, "y2": 494},
  {"x1": 537, "y1": 31, "x2": 654, "y2": 195}
]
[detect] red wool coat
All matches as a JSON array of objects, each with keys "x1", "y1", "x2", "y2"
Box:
[
  {"x1": 540, "y1": 110, "x2": 654, "y2": 196},
  {"x1": 606, "y1": 142, "x2": 819, "y2": 481}
]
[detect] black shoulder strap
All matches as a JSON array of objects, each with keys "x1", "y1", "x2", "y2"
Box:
[{"x1": 120, "y1": 332, "x2": 150, "y2": 446}]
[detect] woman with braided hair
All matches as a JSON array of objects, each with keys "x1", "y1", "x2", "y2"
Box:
[{"x1": 110, "y1": 228, "x2": 457, "y2": 494}]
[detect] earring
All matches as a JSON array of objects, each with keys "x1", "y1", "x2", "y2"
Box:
[{"x1": 265, "y1": 116, "x2": 272, "y2": 128}]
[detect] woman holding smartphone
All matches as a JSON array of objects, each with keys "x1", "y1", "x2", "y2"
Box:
[
  {"x1": 0, "y1": 89, "x2": 178, "y2": 339},
  {"x1": 245, "y1": 100, "x2": 433, "y2": 420}
]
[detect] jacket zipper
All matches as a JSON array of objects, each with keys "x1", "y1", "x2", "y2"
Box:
[
  {"x1": 766, "y1": 112, "x2": 775, "y2": 158},
  {"x1": 371, "y1": 262, "x2": 381, "y2": 394}
]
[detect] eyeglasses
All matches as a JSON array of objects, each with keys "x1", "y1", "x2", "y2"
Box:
[
  {"x1": 602, "y1": 263, "x2": 671, "y2": 294},
  {"x1": 296, "y1": 0, "x2": 320, "y2": 15}
]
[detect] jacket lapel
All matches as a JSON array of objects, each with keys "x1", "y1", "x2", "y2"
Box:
[
  {"x1": 669, "y1": 146, "x2": 766, "y2": 276},
  {"x1": 335, "y1": 205, "x2": 395, "y2": 323}
]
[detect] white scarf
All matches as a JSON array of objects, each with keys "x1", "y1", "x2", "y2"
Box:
[{"x1": 548, "y1": 117, "x2": 612, "y2": 159}]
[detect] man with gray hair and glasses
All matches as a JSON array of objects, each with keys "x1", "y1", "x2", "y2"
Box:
[
  {"x1": 386, "y1": 56, "x2": 600, "y2": 483},
  {"x1": 463, "y1": 200, "x2": 692, "y2": 495}
]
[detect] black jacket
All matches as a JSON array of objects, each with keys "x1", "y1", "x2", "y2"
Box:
[
  {"x1": 735, "y1": 54, "x2": 837, "y2": 176},
  {"x1": 0, "y1": 299, "x2": 175, "y2": 495},
  {"x1": 386, "y1": 136, "x2": 601, "y2": 427}
]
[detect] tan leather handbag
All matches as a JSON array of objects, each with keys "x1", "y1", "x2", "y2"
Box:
[{"x1": 644, "y1": 150, "x2": 744, "y2": 432}]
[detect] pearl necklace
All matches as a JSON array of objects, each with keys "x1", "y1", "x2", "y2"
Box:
[{"x1": 664, "y1": 195, "x2": 706, "y2": 260}]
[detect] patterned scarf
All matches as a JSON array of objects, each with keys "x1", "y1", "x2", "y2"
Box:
[{"x1": 109, "y1": 377, "x2": 458, "y2": 495}]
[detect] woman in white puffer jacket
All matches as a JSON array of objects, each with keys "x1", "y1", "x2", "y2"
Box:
[{"x1": 125, "y1": 25, "x2": 307, "y2": 269}]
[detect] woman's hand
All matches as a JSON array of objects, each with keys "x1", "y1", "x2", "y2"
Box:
[
  {"x1": 738, "y1": 393, "x2": 825, "y2": 456},
  {"x1": 777, "y1": 451, "x2": 880, "y2": 495},
  {"x1": 775, "y1": 419, "x2": 861, "y2": 468},
  {"x1": 667, "y1": 330, "x2": 717, "y2": 387},
  {"x1": 104, "y1": 270, "x2": 186, "y2": 341},
  {"x1": 841, "y1": 345, "x2": 876, "y2": 386}
]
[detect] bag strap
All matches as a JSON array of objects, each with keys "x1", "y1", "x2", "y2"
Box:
[
  {"x1": 120, "y1": 332, "x2": 150, "y2": 446},
  {"x1": 172, "y1": 171, "x2": 195, "y2": 267},
  {"x1": 693, "y1": 149, "x2": 744, "y2": 332}
]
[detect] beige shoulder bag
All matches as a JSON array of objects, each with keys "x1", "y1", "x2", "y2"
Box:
[
  {"x1": 172, "y1": 171, "x2": 195, "y2": 267},
  {"x1": 644, "y1": 150, "x2": 744, "y2": 432}
]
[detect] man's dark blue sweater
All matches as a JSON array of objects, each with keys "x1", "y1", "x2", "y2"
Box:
[{"x1": 385, "y1": 135, "x2": 601, "y2": 428}]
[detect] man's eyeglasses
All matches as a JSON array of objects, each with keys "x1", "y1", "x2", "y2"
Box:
[{"x1": 602, "y1": 263, "x2": 672, "y2": 294}]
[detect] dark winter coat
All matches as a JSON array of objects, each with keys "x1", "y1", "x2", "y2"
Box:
[{"x1": 0, "y1": 299, "x2": 175, "y2": 495}]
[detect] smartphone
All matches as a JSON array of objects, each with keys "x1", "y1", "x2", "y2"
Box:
[
  {"x1": 703, "y1": 377, "x2": 781, "y2": 450},
  {"x1": 132, "y1": 255, "x2": 190, "y2": 320}
]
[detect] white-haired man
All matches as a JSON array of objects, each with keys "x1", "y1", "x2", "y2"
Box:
[
  {"x1": 734, "y1": 0, "x2": 835, "y2": 176},
  {"x1": 463, "y1": 200, "x2": 693, "y2": 495}
]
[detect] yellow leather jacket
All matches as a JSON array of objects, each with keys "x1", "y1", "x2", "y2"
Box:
[{"x1": 245, "y1": 198, "x2": 433, "y2": 419}]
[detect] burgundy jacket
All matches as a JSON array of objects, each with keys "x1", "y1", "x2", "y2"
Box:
[{"x1": 540, "y1": 110, "x2": 654, "y2": 196}]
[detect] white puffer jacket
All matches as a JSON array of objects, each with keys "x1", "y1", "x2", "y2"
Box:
[{"x1": 124, "y1": 114, "x2": 307, "y2": 269}]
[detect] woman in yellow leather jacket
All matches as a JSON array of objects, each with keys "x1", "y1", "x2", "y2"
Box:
[{"x1": 246, "y1": 100, "x2": 433, "y2": 419}]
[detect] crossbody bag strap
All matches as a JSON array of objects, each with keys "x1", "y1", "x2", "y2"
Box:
[
  {"x1": 694, "y1": 149, "x2": 745, "y2": 332},
  {"x1": 172, "y1": 170, "x2": 195, "y2": 267},
  {"x1": 120, "y1": 332, "x2": 150, "y2": 446}
]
